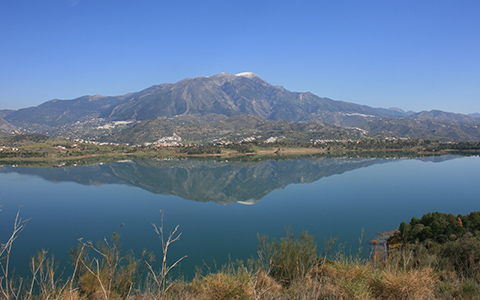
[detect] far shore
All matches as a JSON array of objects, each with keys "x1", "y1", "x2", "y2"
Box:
[{"x1": 1, "y1": 144, "x2": 479, "y2": 168}]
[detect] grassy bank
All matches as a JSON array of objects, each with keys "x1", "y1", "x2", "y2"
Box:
[{"x1": 1, "y1": 210, "x2": 480, "y2": 299}]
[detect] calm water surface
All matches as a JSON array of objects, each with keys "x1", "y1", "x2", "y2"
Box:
[{"x1": 0, "y1": 155, "x2": 479, "y2": 278}]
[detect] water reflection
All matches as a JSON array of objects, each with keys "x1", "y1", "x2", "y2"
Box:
[
  {"x1": 0, "y1": 155, "x2": 478, "y2": 279},
  {"x1": 0, "y1": 157, "x2": 403, "y2": 204}
]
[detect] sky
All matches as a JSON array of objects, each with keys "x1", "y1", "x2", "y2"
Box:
[{"x1": 1, "y1": 0, "x2": 479, "y2": 114}]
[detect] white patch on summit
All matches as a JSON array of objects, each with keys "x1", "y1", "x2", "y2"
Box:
[{"x1": 235, "y1": 72, "x2": 258, "y2": 78}]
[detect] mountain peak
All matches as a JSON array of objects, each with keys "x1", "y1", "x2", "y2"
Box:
[{"x1": 235, "y1": 72, "x2": 259, "y2": 78}]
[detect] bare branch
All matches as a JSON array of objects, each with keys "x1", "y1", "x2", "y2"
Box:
[
  {"x1": 0, "y1": 207, "x2": 30, "y2": 299},
  {"x1": 70, "y1": 240, "x2": 86, "y2": 300},
  {"x1": 149, "y1": 210, "x2": 186, "y2": 297}
]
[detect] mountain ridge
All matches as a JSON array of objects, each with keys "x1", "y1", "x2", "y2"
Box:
[{"x1": 5, "y1": 73, "x2": 405, "y2": 127}]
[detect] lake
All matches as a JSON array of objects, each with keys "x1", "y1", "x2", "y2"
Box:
[{"x1": 1, "y1": 154, "x2": 479, "y2": 279}]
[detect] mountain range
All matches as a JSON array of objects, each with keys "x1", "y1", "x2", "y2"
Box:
[{"x1": 2, "y1": 72, "x2": 480, "y2": 142}]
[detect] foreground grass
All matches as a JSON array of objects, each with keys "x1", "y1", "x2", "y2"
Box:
[{"x1": 1, "y1": 211, "x2": 480, "y2": 299}]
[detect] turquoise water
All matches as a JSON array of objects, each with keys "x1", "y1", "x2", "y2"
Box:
[{"x1": 1, "y1": 155, "x2": 479, "y2": 278}]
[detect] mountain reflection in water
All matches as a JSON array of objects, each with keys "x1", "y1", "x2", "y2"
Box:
[
  {"x1": 0, "y1": 154, "x2": 477, "y2": 280},
  {"x1": 0, "y1": 157, "x2": 395, "y2": 204}
]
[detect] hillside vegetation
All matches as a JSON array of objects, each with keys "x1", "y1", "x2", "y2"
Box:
[{"x1": 102, "y1": 115, "x2": 364, "y2": 144}]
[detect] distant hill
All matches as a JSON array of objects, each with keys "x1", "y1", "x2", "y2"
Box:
[
  {"x1": 5, "y1": 95, "x2": 126, "y2": 127},
  {"x1": 0, "y1": 116, "x2": 17, "y2": 133},
  {"x1": 0, "y1": 133, "x2": 63, "y2": 147},
  {"x1": 367, "y1": 117, "x2": 480, "y2": 141},
  {"x1": 469, "y1": 113, "x2": 480, "y2": 119},
  {"x1": 411, "y1": 110, "x2": 480, "y2": 125},
  {"x1": 0, "y1": 110, "x2": 14, "y2": 118}
]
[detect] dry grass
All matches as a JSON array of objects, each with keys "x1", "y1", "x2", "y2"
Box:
[
  {"x1": 190, "y1": 271, "x2": 254, "y2": 300},
  {"x1": 371, "y1": 268, "x2": 438, "y2": 300},
  {"x1": 0, "y1": 257, "x2": 474, "y2": 300}
]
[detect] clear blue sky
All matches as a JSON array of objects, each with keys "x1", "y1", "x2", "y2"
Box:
[{"x1": 1, "y1": 0, "x2": 479, "y2": 114}]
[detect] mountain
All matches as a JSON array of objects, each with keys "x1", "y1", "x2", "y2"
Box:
[
  {"x1": 3, "y1": 72, "x2": 479, "y2": 142},
  {"x1": 100, "y1": 72, "x2": 398, "y2": 126},
  {"x1": 5, "y1": 73, "x2": 402, "y2": 130}
]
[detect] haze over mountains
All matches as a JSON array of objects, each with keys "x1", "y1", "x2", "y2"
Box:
[{"x1": 2, "y1": 72, "x2": 480, "y2": 142}]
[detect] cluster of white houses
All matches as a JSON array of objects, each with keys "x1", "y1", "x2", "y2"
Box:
[
  {"x1": 63, "y1": 134, "x2": 300, "y2": 148},
  {"x1": 70, "y1": 138, "x2": 121, "y2": 146},
  {"x1": 0, "y1": 146, "x2": 19, "y2": 152},
  {"x1": 70, "y1": 135, "x2": 185, "y2": 148},
  {"x1": 144, "y1": 133, "x2": 183, "y2": 147}
]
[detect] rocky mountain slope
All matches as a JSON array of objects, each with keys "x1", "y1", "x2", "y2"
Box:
[{"x1": 99, "y1": 72, "x2": 405, "y2": 126}]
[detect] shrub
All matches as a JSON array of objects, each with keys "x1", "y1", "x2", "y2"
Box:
[
  {"x1": 436, "y1": 277, "x2": 480, "y2": 299},
  {"x1": 441, "y1": 236, "x2": 480, "y2": 278},
  {"x1": 71, "y1": 227, "x2": 145, "y2": 300},
  {"x1": 257, "y1": 229, "x2": 318, "y2": 286}
]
